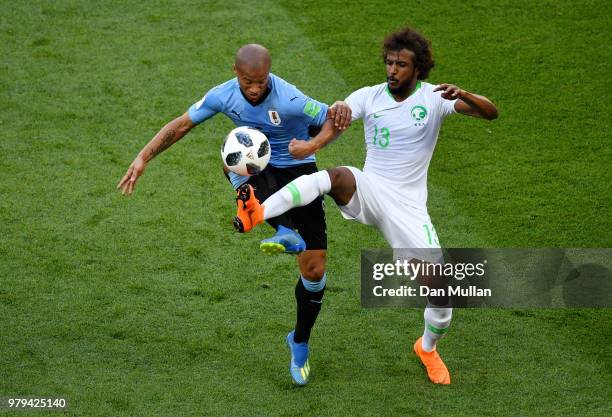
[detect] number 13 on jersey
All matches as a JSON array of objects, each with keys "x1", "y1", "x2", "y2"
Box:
[{"x1": 372, "y1": 125, "x2": 390, "y2": 148}]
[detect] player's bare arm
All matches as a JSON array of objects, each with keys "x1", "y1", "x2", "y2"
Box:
[
  {"x1": 117, "y1": 112, "x2": 196, "y2": 195},
  {"x1": 288, "y1": 117, "x2": 344, "y2": 160},
  {"x1": 434, "y1": 83, "x2": 498, "y2": 120}
]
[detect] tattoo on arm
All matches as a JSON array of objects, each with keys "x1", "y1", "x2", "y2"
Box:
[
  {"x1": 147, "y1": 127, "x2": 177, "y2": 159},
  {"x1": 158, "y1": 128, "x2": 176, "y2": 153}
]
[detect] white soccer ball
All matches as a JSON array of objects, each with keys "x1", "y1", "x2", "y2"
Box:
[{"x1": 221, "y1": 126, "x2": 271, "y2": 176}]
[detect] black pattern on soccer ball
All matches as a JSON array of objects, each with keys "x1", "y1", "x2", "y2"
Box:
[
  {"x1": 257, "y1": 140, "x2": 269, "y2": 158},
  {"x1": 235, "y1": 132, "x2": 253, "y2": 147},
  {"x1": 246, "y1": 162, "x2": 262, "y2": 175},
  {"x1": 225, "y1": 151, "x2": 242, "y2": 166}
]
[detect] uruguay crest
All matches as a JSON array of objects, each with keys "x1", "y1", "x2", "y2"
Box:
[{"x1": 268, "y1": 110, "x2": 281, "y2": 125}]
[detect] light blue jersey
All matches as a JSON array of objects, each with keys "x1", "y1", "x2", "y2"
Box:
[{"x1": 188, "y1": 73, "x2": 328, "y2": 170}]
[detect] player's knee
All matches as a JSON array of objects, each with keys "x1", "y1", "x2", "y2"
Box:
[
  {"x1": 326, "y1": 167, "x2": 345, "y2": 188},
  {"x1": 300, "y1": 261, "x2": 326, "y2": 281},
  {"x1": 327, "y1": 167, "x2": 355, "y2": 206}
]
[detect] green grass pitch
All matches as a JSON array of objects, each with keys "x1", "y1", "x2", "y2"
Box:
[{"x1": 1, "y1": 0, "x2": 610, "y2": 416}]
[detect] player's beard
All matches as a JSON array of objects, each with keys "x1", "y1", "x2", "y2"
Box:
[
  {"x1": 387, "y1": 77, "x2": 400, "y2": 92},
  {"x1": 387, "y1": 75, "x2": 417, "y2": 97}
]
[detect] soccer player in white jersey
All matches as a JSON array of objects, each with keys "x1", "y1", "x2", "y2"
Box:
[{"x1": 233, "y1": 27, "x2": 498, "y2": 385}]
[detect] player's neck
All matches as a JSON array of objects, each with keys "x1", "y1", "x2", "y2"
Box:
[
  {"x1": 241, "y1": 87, "x2": 271, "y2": 106},
  {"x1": 388, "y1": 79, "x2": 421, "y2": 102}
]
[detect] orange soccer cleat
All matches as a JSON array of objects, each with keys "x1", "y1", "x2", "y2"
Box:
[
  {"x1": 233, "y1": 184, "x2": 264, "y2": 233},
  {"x1": 413, "y1": 337, "x2": 451, "y2": 385}
]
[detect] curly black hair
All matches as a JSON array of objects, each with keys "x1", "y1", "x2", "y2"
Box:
[{"x1": 383, "y1": 27, "x2": 435, "y2": 80}]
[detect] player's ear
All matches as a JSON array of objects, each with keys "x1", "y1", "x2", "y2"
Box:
[{"x1": 232, "y1": 64, "x2": 238, "y2": 76}]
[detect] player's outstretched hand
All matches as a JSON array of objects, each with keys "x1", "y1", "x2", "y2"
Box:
[
  {"x1": 434, "y1": 84, "x2": 464, "y2": 100},
  {"x1": 288, "y1": 138, "x2": 315, "y2": 160},
  {"x1": 328, "y1": 101, "x2": 352, "y2": 130},
  {"x1": 117, "y1": 156, "x2": 147, "y2": 195}
]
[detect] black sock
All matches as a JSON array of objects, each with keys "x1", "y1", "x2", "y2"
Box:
[
  {"x1": 267, "y1": 214, "x2": 294, "y2": 231},
  {"x1": 293, "y1": 277, "x2": 325, "y2": 344}
]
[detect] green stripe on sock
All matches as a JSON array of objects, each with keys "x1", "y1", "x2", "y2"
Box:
[
  {"x1": 286, "y1": 182, "x2": 301, "y2": 205},
  {"x1": 426, "y1": 323, "x2": 449, "y2": 335}
]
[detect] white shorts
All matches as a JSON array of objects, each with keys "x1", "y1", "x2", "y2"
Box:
[{"x1": 338, "y1": 167, "x2": 442, "y2": 252}]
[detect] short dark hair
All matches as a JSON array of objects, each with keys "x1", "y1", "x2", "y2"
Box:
[{"x1": 383, "y1": 27, "x2": 435, "y2": 80}]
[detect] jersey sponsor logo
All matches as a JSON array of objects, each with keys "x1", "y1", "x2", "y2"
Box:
[
  {"x1": 372, "y1": 111, "x2": 386, "y2": 118},
  {"x1": 303, "y1": 101, "x2": 321, "y2": 118},
  {"x1": 410, "y1": 105, "x2": 428, "y2": 122},
  {"x1": 195, "y1": 95, "x2": 207, "y2": 110},
  {"x1": 268, "y1": 110, "x2": 281, "y2": 125}
]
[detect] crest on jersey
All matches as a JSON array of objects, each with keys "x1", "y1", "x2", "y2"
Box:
[
  {"x1": 268, "y1": 110, "x2": 281, "y2": 125},
  {"x1": 410, "y1": 105, "x2": 428, "y2": 122}
]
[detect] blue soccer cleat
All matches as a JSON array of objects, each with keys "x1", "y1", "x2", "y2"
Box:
[
  {"x1": 286, "y1": 330, "x2": 310, "y2": 386},
  {"x1": 260, "y1": 225, "x2": 306, "y2": 255}
]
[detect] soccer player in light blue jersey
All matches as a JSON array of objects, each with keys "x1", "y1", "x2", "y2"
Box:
[{"x1": 117, "y1": 44, "x2": 351, "y2": 386}]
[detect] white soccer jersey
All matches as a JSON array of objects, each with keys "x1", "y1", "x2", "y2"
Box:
[{"x1": 345, "y1": 81, "x2": 456, "y2": 207}]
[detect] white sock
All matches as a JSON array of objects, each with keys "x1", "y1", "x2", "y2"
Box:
[
  {"x1": 263, "y1": 171, "x2": 331, "y2": 220},
  {"x1": 422, "y1": 305, "x2": 452, "y2": 352}
]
